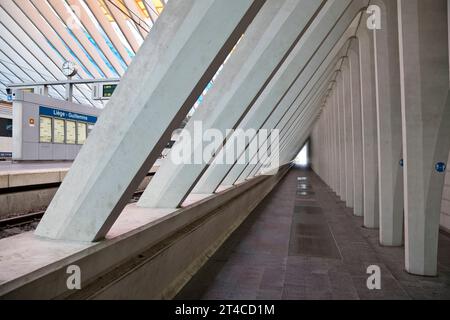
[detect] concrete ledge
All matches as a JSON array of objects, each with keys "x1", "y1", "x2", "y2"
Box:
[
  {"x1": 0, "y1": 165, "x2": 291, "y2": 299},
  {"x1": 0, "y1": 167, "x2": 158, "y2": 218},
  {"x1": 0, "y1": 169, "x2": 67, "y2": 189}
]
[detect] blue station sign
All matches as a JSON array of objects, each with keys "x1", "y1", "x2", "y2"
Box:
[{"x1": 39, "y1": 106, "x2": 98, "y2": 124}]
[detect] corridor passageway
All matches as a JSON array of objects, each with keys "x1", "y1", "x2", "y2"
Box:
[{"x1": 177, "y1": 167, "x2": 450, "y2": 300}]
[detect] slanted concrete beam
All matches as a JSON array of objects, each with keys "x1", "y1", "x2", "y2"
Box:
[
  {"x1": 238, "y1": 58, "x2": 340, "y2": 182},
  {"x1": 225, "y1": 8, "x2": 367, "y2": 185},
  {"x1": 249, "y1": 69, "x2": 334, "y2": 178},
  {"x1": 138, "y1": 0, "x2": 325, "y2": 209},
  {"x1": 193, "y1": 0, "x2": 355, "y2": 194},
  {"x1": 35, "y1": 0, "x2": 265, "y2": 242}
]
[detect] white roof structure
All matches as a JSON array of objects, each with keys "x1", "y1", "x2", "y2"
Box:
[{"x1": 0, "y1": 0, "x2": 166, "y2": 107}]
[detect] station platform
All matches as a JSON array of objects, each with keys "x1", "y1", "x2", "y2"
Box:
[
  {"x1": 0, "y1": 161, "x2": 73, "y2": 173},
  {"x1": 176, "y1": 167, "x2": 450, "y2": 300},
  {"x1": 0, "y1": 160, "x2": 161, "y2": 189},
  {"x1": 0, "y1": 161, "x2": 73, "y2": 189},
  {"x1": 0, "y1": 160, "x2": 161, "y2": 220}
]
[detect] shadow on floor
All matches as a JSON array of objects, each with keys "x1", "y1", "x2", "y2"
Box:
[{"x1": 175, "y1": 168, "x2": 450, "y2": 300}]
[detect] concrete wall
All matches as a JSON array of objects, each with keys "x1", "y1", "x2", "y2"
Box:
[{"x1": 440, "y1": 151, "x2": 450, "y2": 232}]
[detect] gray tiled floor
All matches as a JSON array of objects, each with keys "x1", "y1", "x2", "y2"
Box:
[{"x1": 176, "y1": 167, "x2": 450, "y2": 300}]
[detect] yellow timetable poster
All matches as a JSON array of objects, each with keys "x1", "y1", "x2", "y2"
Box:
[
  {"x1": 66, "y1": 121, "x2": 76, "y2": 144},
  {"x1": 39, "y1": 116, "x2": 52, "y2": 143},
  {"x1": 77, "y1": 122, "x2": 87, "y2": 145},
  {"x1": 54, "y1": 119, "x2": 65, "y2": 144}
]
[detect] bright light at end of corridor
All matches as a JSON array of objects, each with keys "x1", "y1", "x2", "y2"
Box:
[{"x1": 295, "y1": 143, "x2": 309, "y2": 167}]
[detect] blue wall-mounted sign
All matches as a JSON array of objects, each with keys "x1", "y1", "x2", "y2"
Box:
[
  {"x1": 435, "y1": 162, "x2": 447, "y2": 173},
  {"x1": 399, "y1": 159, "x2": 404, "y2": 167},
  {"x1": 0, "y1": 152, "x2": 12, "y2": 158},
  {"x1": 39, "y1": 106, "x2": 97, "y2": 124}
]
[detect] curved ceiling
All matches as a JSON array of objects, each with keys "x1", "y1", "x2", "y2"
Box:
[{"x1": 0, "y1": 0, "x2": 166, "y2": 107}]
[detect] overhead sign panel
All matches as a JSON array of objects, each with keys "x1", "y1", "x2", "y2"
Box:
[{"x1": 39, "y1": 106, "x2": 98, "y2": 124}]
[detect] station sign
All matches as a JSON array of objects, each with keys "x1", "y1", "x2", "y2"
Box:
[
  {"x1": 39, "y1": 106, "x2": 98, "y2": 124},
  {"x1": 0, "y1": 152, "x2": 12, "y2": 158}
]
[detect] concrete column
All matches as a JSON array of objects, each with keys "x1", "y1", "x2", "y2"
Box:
[
  {"x1": 227, "y1": 3, "x2": 368, "y2": 183},
  {"x1": 338, "y1": 71, "x2": 347, "y2": 202},
  {"x1": 398, "y1": 0, "x2": 450, "y2": 276},
  {"x1": 331, "y1": 88, "x2": 338, "y2": 193},
  {"x1": 251, "y1": 92, "x2": 322, "y2": 177},
  {"x1": 192, "y1": 0, "x2": 359, "y2": 194},
  {"x1": 334, "y1": 87, "x2": 341, "y2": 196},
  {"x1": 252, "y1": 80, "x2": 329, "y2": 177},
  {"x1": 221, "y1": 33, "x2": 360, "y2": 187},
  {"x1": 35, "y1": 0, "x2": 265, "y2": 242},
  {"x1": 343, "y1": 58, "x2": 354, "y2": 208},
  {"x1": 348, "y1": 38, "x2": 364, "y2": 217},
  {"x1": 373, "y1": 0, "x2": 404, "y2": 246},
  {"x1": 325, "y1": 107, "x2": 331, "y2": 184},
  {"x1": 138, "y1": 0, "x2": 324, "y2": 208},
  {"x1": 327, "y1": 105, "x2": 334, "y2": 187},
  {"x1": 254, "y1": 68, "x2": 337, "y2": 177},
  {"x1": 358, "y1": 21, "x2": 379, "y2": 229},
  {"x1": 276, "y1": 105, "x2": 320, "y2": 168}
]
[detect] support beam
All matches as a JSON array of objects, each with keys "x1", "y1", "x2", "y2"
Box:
[
  {"x1": 35, "y1": 0, "x2": 265, "y2": 242},
  {"x1": 333, "y1": 85, "x2": 342, "y2": 197},
  {"x1": 348, "y1": 37, "x2": 364, "y2": 217},
  {"x1": 343, "y1": 57, "x2": 354, "y2": 208},
  {"x1": 225, "y1": 8, "x2": 367, "y2": 185},
  {"x1": 194, "y1": 1, "x2": 358, "y2": 194},
  {"x1": 337, "y1": 70, "x2": 347, "y2": 202},
  {"x1": 137, "y1": 0, "x2": 325, "y2": 208},
  {"x1": 398, "y1": 0, "x2": 450, "y2": 276},
  {"x1": 373, "y1": 0, "x2": 404, "y2": 246},
  {"x1": 358, "y1": 19, "x2": 379, "y2": 229}
]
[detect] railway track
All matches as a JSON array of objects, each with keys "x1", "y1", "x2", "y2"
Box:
[
  {"x1": 0, "y1": 211, "x2": 45, "y2": 229},
  {"x1": 0, "y1": 170, "x2": 156, "y2": 233},
  {"x1": 0, "y1": 190, "x2": 147, "y2": 231}
]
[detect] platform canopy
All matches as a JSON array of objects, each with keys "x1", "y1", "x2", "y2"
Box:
[{"x1": 0, "y1": 0, "x2": 167, "y2": 107}]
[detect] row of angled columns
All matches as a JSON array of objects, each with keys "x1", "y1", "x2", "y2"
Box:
[
  {"x1": 34, "y1": 0, "x2": 450, "y2": 278},
  {"x1": 312, "y1": 0, "x2": 450, "y2": 276},
  {"x1": 35, "y1": 0, "x2": 363, "y2": 243}
]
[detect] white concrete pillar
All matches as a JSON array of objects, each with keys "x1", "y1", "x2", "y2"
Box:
[
  {"x1": 221, "y1": 30, "x2": 360, "y2": 188},
  {"x1": 325, "y1": 107, "x2": 332, "y2": 184},
  {"x1": 331, "y1": 88, "x2": 338, "y2": 193},
  {"x1": 327, "y1": 105, "x2": 334, "y2": 187},
  {"x1": 358, "y1": 21, "x2": 380, "y2": 229},
  {"x1": 333, "y1": 86, "x2": 342, "y2": 196},
  {"x1": 398, "y1": 0, "x2": 450, "y2": 276},
  {"x1": 337, "y1": 71, "x2": 347, "y2": 202},
  {"x1": 348, "y1": 38, "x2": 364, "y2": 217},
  {"x1": 184, "y1": 1, "x2": 358, "y2": 195},
  {"x1": 138, "y1": 0, "x2": 324, "y2": 208},
  {"x1": 343, "y1": 58, "x2": 354, "y2": 208},
  {"x1": 34, "y1": 0, "x2": 265, "y2": 242},
  {"x1": 373, "y1": 0, "x2": 404, "y2": 246},
  {"x1": 252, "y1": 80, "x2": 329, "y2": 177}
]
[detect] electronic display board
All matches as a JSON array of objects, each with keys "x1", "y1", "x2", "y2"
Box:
[
  {"x1": 77, "y1": 122, "x2": 87, "y2": 145},
  {"x1": 66, "y1": 120, "x2": 76, "y2": 144},
  {"x1": 102, "y1": 84, "x2": 117, "y2": 98},
  {"x1": 53, "y1": 119, "x2": 65, "y2": 144},
  {"x1": 39, "y1": 116, "x2": 52, "y2": 143}
]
